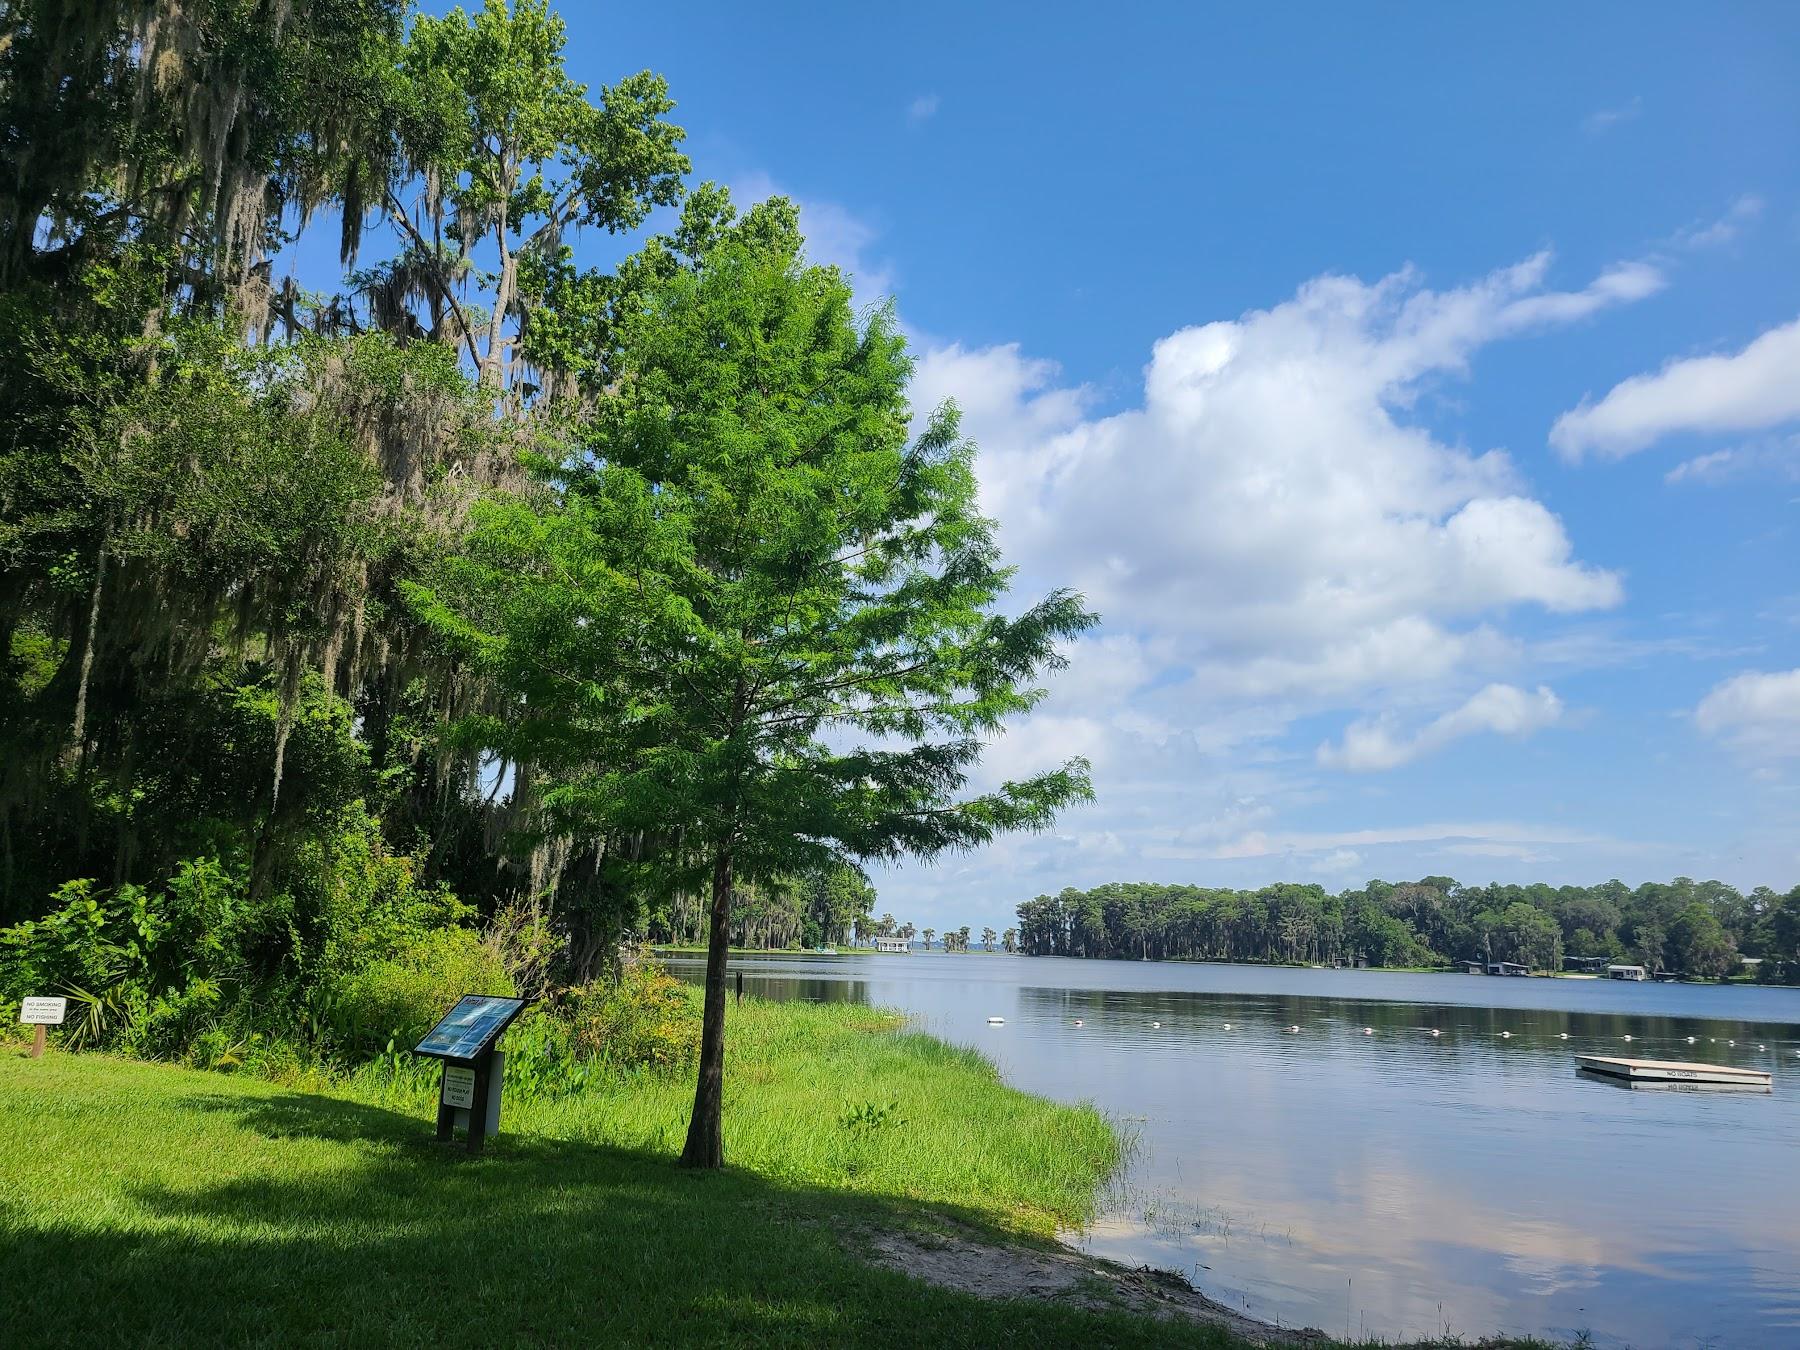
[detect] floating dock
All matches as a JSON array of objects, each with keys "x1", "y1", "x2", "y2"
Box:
[{"x1": 1576, "y1": 1055, "x2": 1772, "y2": 1090}]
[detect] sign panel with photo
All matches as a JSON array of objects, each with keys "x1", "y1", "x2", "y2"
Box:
[{"x1": 414, "y1": 994, "x2": 528, "y2": 1062}]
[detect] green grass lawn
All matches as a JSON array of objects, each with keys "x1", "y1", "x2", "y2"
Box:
[{"x1": 0, "y1": 1004, "x2": 1252, "y2": 1348}]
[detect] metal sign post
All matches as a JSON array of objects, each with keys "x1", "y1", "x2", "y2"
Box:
[{"x1": 19, "y1": 997, "x2": 67, "y2": 1057}]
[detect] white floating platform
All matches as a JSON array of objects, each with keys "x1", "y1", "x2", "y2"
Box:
[{"x1": 1577, "y1": 1055, "x2": 1772, "y2": 1089}]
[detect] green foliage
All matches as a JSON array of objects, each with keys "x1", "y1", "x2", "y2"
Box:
[
  {"x1": 1755, "y1": 887, "x2": 1800, "y2": 983},
  {"x1": 565, "y1": 958, "x2": 699, "y2": 1071},
  {"x1": 324, "y1": 926, "x2": 513, "y2": 1056},
  {"x1": 390, "y1": 0, "x2": 688, "y2": 391},
  {"x1": 417, "y1": 208, "x2": 1094, "y2": 900},
  {"x1": 296, "y1": 804, "x2": 472, "y2": 984},
  {"x1": 0, "y1": 858, "x2": 253, "y2": 1001},
  {"x1": 837, "y1": 1098, "x2": 906, "y2": 1138},
  {"x1": 1020, "y1": 875, "x2": 1779, "y2": 977},
  {"x1": 497, "y1": 1008, "x2": 589, "y2": 1100},
  {"x1": 412, "y1": 200, "x2": 1095, "y2": 1164}
]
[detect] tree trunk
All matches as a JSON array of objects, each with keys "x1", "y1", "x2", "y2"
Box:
[
  {"x1": 680, "y1": 842, "x2": 733, "y2": 1169},
  {"x1": 69, "y1": 536, "x2": 107, "y2": 758}
]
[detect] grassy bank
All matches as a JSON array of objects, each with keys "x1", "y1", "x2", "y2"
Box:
[
  {"x1": 358, "y1": 995, "x2": 1121, "y2": 1238},
  {"x1": 0, "y1": 997, "x2": 1248, "y2": 1348}
]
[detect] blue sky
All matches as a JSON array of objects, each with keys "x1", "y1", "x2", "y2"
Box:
[{"x1": 518, "y1": 4, "x2": 1799, "y2": 927}]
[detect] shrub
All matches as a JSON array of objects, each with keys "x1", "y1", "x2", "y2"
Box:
[
  {"x1": 0, "y1": 858, "x2": 267, "y2": 1055},
  {"x1": 325, "y1": 926, "x2": 513, "y2": 1058},
  {"x1": 567, "y1": 957, "x2": 698, "y2": 1072},
  {"x1": 499, "y1": 1008, "x2": 589, "y2": 1101},
  {"x1": 295, "y1": 803, "x2": 472, "y2": 984}
]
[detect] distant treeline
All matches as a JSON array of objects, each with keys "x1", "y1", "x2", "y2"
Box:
[{"x1": 1016, "y1": 878, "x2": 1800, "y2": 982}]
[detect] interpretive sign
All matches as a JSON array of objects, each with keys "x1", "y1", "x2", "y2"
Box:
[
  {"x1": 415, "y1": 994, "x2": 527, "y2": 1153},
  {"x1": 441, "y1": 1065, "x2": 476, "y2": 1109},
  {"x1": 414, "y1": 994, "x2": 527, "y2": 1062}
]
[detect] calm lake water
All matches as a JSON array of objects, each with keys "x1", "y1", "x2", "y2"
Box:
[{"x1": 667, "y1": 952, "x2": 1800, "y2": 1349}]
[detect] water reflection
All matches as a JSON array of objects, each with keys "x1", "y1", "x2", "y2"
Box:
[{"x1": 669, "y1": 953, "x2": 1800, "y2": 1348}]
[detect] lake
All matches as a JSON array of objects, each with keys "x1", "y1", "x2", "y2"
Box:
[{"x1": 665, "y1": 951, "x2": 1800, "y2": 1349}]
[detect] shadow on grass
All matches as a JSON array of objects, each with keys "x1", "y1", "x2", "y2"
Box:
[{"x1": 2, "y1": 1085, "x2": 1246, "y2": 1349}]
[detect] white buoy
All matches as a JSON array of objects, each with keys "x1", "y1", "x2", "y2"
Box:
[
  {"x1": 1073, "y1": 1019, "x2": 1083, "y2": 1027},
  {"x1": 1363, "y1": 1028, "x2": 1374, "y2": 1035},
  {"x1": 1758, "y1": 1044, "x2": 1765, "y2": 1051},
  {"x1": 1152, "y1": 1021, "x2": 1162, "y2": 1029},
  {"x1": 987, "y1": 1016, "x2": 1005, "y2": 1025},
  {"x1": 1729, "y1": 1040, "x2": 1736, "y2": 1047},
  {"x1": 1287, "y1": 1025, "x2": 1300, "y2": 1033},
  {"x1": 1623, "y1": 1035, "x2": 1633, "y2": 1042},
  {"x1": 1222, "y1": 1022, "x2": 1232, "y2": 1030},
  {"x1": 1558, "y1": 1033, "x2": 1569, "y2": 1040},
  {"x1": 1501, "y1": 1031, "x2": 1512, "y2": 1039},
  {"x1": 1686, "y1": 1036, "x2": 1696, "y2": 1044},
  {"x1": 1430, "y1": 1029, "x2": 1441, "y2": 1037}
]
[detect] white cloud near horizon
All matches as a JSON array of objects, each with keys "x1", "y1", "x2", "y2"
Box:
[
  {"x1": 1196, "y1": 820, "x2": 1613, "y2": 862},
  {"x1": 1695, "y1": 668, "x2": 1800, "y2": 759},
  {"x1": 1318, "y1": 683, "x2": 1565, "y2": 772},
  {"x1": 1551, "y1": 315, "x2": 1800, "y2": 460}
]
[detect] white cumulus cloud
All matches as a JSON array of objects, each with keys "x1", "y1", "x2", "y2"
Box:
[
  {"x1": 1551, "y1": 316, "x2": 1800, "y2": 460},
  {"x1": 1695, "y1": 669, "x2": 1800, "y2": 758},
  {"x1": 916, "y1": 253, "x2": 1632, "y2": 713},
  {"x1": 1318, "y1": 684, "x2": 1565, "y2": 772}
]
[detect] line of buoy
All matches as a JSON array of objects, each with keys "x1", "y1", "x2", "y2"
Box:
[
  {"x1": 1046, "y1": 1019, "x2": 1790, "y2": 1056},
  {"x1": 987, "y1": 1016, "x2": 1004, "y2": 1025}
]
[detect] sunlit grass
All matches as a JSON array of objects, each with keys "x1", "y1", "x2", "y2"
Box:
[
  {"x1": 0, "y1": 1003, "x2": 1216, "y2": 1348},
  {"x1": 436, "y1": 997, "x2": 1124, "y2": 1237}
]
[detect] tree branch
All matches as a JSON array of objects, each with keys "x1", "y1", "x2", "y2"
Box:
[{"x1": 382, "y1": 189, "x2": 482, "y2": 368}]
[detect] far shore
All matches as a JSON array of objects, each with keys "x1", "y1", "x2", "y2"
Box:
[{"x1": 654, "y1": 945, "x2": 1764, "y2": 984}]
